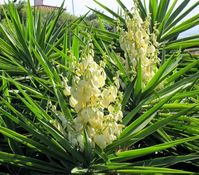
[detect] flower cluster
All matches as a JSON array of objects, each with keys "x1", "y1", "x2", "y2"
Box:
[
  {"x1": 63, "y1": 52, "x2": 123, "y2": 150},
  {"x1": 119, "y1": 8, "x2": 159, "y2": 86}
]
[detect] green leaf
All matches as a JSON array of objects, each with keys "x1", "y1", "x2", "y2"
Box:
[
  {"x1": 142, "y1": 53, "x2": 180, "y2": 98},
  {"x1": 110, "y1": 107, "x2": 192, "y2": 150},
  {"x1": 156, "y1": 0, "x2": 170, "y2": 23},
  {"x1": 120, "y1": 90, "x2": 179, "y2": 138},
  {"x1": 149, "y1": 0, "x2": 158, "y2": 27},
  {"x1": 72, "y1": 27, "x2": 80, "y2": 58},
  {"x1": 165, "y1": 1, "x2": 199, "y2": 31},
  {"x1": 136, "y1": 0, "x2": 147, "y2": 20},
  {"x1": 115, "y1": 167, "x2": 192, "y2": 174},
  {"x1": 0, "y1": 151, "x2": 66, "y2": 173},
  {"x1": 161, "y1": 14, "x2": 199, "y2": 41},
  {"x1": 167, "y1": 59, "x2": 199, "y2": 83},
  {"x1": 122, "y1": 80, "x2": 135, "y2": 110},
  {"x1": 93, "y1": 0, "x2": 125, "y2": 23},
  {"x1": 132, "y1": 154, "x2": 199, "y2": 167},
  {"x1": 165, "y1": 0, "x2": 190, "y2": 28},
  {"x1": 134, "y1": 58, "x2": 142, "y2": 99},
  {"x1": 0, "y1": 126, "x2": 69, "y2": 162},
  {"x1": 109, "y1": 135, "x2": 199, "y2": 162},
  {"x1": 116, "y1": 0, "x2": 132, "y2": 18},
  {"x1": 165, "y1": 40, "x2": 199, "y2": 50}
]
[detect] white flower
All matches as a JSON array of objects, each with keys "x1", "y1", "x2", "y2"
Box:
[
  {"x1": 61, "y1": 52, "x2": 123, "y2": 150},
  {"x1": 69, "y1": 96, "x2": 78, "y2": 108},
  {"x1": 94, "y1": 135, "x2": 107, "y2": 149},
  {"x1": 91, "y1": 68, "x2": 106, "y2": 88},
  {"x1": 63, "y1": 77, "x2": 71, "y2": 96},
  {"x1": 63, "y1": 86, "x2": 71, "y2": 96},
  {"x1": 101, "y1": 86, "x2": 118, "y2": 108},
  {"x1": 77, "y1": 134, "x2": 84, "y2": 151},
  {"x1": 148, "y1": 45, "x2": 156, "y2": 54},
  {"x1": 119, "y1": 8, "x2": 159, "y2": 85}
]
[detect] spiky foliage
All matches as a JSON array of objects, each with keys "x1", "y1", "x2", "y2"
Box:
[{"x1": 0, "y1": 0, "x2": 199, "y2": 174}]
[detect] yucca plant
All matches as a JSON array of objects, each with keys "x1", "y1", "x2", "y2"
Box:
[{"x1": 0, "y1": 0, "x2": 199, "y2": 174}]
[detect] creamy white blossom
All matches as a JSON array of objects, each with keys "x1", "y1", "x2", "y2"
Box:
[
  {"x1": 119, "y1": 8, "x2": 159, "y2": 86},
  {"x1": 61, "y1": 52, "x2": 123, "y2": 150}
]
